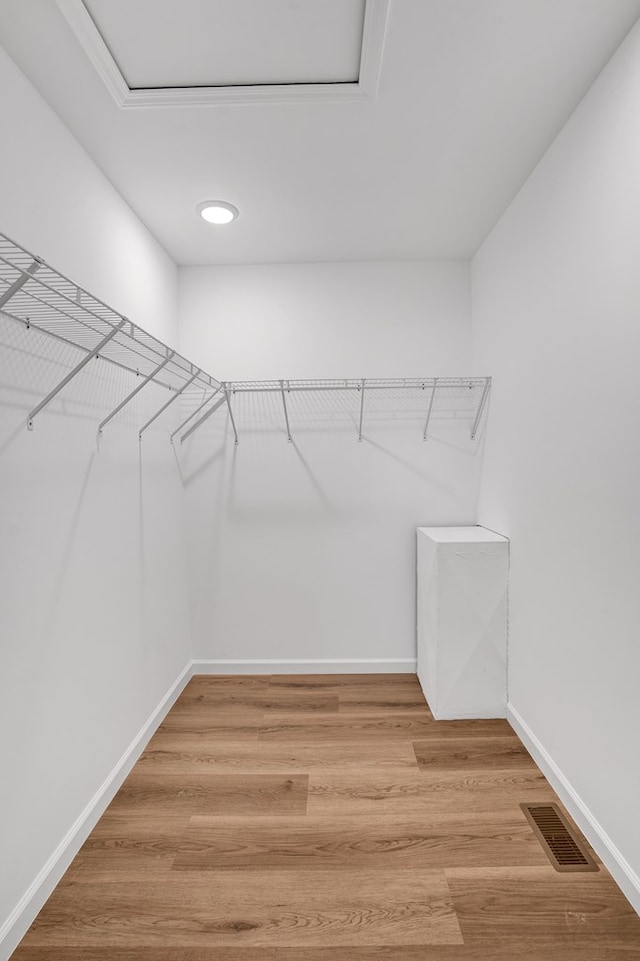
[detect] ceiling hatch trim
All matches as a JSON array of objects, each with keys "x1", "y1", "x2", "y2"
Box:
[{"x1": 56, "y1": 0, "x2": 390, "y2": 107}]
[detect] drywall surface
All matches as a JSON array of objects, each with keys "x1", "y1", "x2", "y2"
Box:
[
  {"x1": 0, "y1": 46, "x2": 177, "y2": 343},
  {"x1": 0, "y1": 47, "x2": 189, "y2": 954},
  {"x1": 178, "y1": 261, "x2": 480, "y2": 665},
  {"x1": 472, "y1": 17, "x2": 640, "y2": 892}
]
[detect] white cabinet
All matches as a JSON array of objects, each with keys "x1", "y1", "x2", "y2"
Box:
[{"x1": 417, "y1": 526, "x2": 509, "y2": 719}]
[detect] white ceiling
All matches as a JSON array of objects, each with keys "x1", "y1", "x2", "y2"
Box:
[
  {"x1": 83, "y1": 0, "x2": 365, "y2": 88},
  {"x1": 0, "y1": 0, "x2": 639, "y2": 265}
]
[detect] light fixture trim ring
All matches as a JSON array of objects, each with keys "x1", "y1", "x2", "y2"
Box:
[{"x1": 197, "y1": 200, "x2": 240, "y2": 224}]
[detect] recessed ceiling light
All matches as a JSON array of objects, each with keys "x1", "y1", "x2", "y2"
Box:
[{"x1": 197, "y1": 200, "x2": 239, "y2": 225}]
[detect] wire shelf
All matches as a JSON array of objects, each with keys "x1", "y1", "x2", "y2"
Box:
[
  {"x1": 0, "y1": 230, "x2": 490, "y2": 444},
  {"x1": 229, "y1": 378, "x2": 481, "y2": 392},
  {"x1": 222, "y1": 377, "x2": 491, "y2": 444},
  {"x1": 0, "y1": 230, "x2": 220, "y2": 433}
]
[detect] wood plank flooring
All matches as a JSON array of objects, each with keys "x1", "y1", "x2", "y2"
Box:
[{"x1": 12, "y1": 673, "x2": 640, "y2": 959}]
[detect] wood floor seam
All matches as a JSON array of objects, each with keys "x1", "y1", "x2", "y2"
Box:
[{"x1": 11, "y1": 673, "x2": 640, "y2": 958}]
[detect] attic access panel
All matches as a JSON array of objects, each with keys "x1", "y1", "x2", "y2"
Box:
[{"x1": 57, "y1": 0, "x2": 390, "y2": 105}]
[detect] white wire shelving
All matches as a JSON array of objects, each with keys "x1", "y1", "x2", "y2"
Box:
[
  {"x1": 0, "y1": 231, "x2": 219, "y2": 435},
  {"x1": 223, "y1": 378, "x2": 491, "y2": 445},
  {"x1": 0, "y1": 230, "x2": 491, "y2": 445}
]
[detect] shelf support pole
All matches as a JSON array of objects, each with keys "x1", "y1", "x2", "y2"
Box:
[
  {"x1": 27, "y1": 317, "x2": 126, "y2": 429},
  {"x1": 0, "y1": 259, "x2": 41, "y2": 309},
  {"x1": 139, "y1": 370, "x2": 200, "y2": 439},
  {"x1": 280, "y1": 380, "x2": 292, "y2": 443},
  {"x1": 98, "y1": 351, "x2": 175, "y2": 434},
  {"x1": 357, "y1": 379, "x2": 366, "y2": 442},
  {"x1": 471, "y1": 376, "x2": 491, "y2": 440},
  {"x1": 180, "y1": 394, "x2": 227, "y2": 443},
  {"x1": 225, "y1": 386, "x2": 239, "y2": 445},
  {"x1": 422, "y1": 378, "x2": 438, "y2": 441},
  {"x1": 170, "y1": 386, "x2": 221, "y2": 443}
]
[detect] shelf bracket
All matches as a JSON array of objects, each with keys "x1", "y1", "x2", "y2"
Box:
[
  {"x1": 180, "y1": 394, "x2": 226, "y2": 443},
  {"x1": 98, "y1": 351, "x2": 175, "y2": 433},
  {"x1": 139, "y1": 369, "x2": 200, "y2": 439},
  {"x1": 27, "y1": 317, "x2": 126, "y2": 430},
  {"x1": 422, "y1": 378, "x2": 438, "y2": 441},
  {"x1": 280, "y1": 380, "x2": 292, "y2": 443},
  {"x1": 225, "y1": 386, "x2": 239, "y2": 445},
  {"x1": 471, "y1": 377, "x2": 491, "y2": 440},
  {"x1": 358, "y1": 378, "x2": 366, "y2": 442},
  {"x1": 170, "y1": 386, "x2": 221, "y2": 443},
  {"x1": 0, "y1": 259, "x2": 41, "y2": 309}
]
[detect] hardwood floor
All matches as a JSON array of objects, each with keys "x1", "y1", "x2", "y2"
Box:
[{"x1": 12, "y1": 674, "x2": 640, "y2": 959}]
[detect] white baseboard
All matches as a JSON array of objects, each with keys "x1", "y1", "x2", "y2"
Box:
[
  {"x1": 192, "y1": 657, "x2": 417, "y2": 675},
  {"x1": 2, "y1": 655, "x2": 417, "y2": 958},
  {"x1": 0, "y1": 660, "x2": 194, "y2": 961},
  {"x1": 508, "y1": 702, "x2": 640, "y2": 916}
]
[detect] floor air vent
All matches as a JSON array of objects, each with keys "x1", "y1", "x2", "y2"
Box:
[{"x1": 520, "y1": 803, "x2": 599, "y2": 873}]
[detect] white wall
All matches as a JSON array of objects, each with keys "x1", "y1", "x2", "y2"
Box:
[
  {"x1": 0, "y1": 46, "x2": 190, "y2": 957},
  {"x1": 178, "y1": 261, "x2": 480, "y2": 667},
  {"x1": 0, "y1": 47, "x2": 177, "y2": 344},
  {"x1": 472, "y1": 19, "x2": 640, "y2": 904}
]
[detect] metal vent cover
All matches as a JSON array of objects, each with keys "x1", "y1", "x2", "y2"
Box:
[{"x1": 521, "y1": 803, "x2": 599, "y2": 873}]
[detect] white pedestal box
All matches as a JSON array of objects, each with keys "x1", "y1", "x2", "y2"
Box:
[{"x1": 417, "y1": 526, "x2": 509, "y2": 719}]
